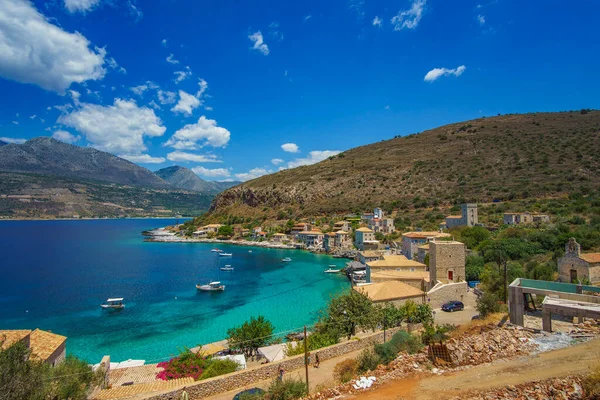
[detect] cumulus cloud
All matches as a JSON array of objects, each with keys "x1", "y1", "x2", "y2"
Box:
[
  {"x1": 170, "y1": 90, "x2": 200, "y2": 116},
  {"x1": 166, "y1": 151, "x2": 221, "y2": 163},
  {"x1": 391, "y1": 0, "x2": 426, "y2": 31},
  {"x1": 235, "y1": 167, "x2": 272, "y2": 182},
  {"x1": 424, "y1": 65, "x2": 466, "y2": 82},
  {"x1": 58, "y1": 98, "x2": 166, "y2": 155},
  {"x1": 287, "y1": 150, "x2": 340, "y2": 168},
  {"x1": 271, "y1": 158, "x2": 284, "y2": 165},
  {"x1": 192, "y1": 166, "x2": 231, "y2": 178},
  {"x1": 119, "y1": 154, "x2": 165, "y2": 164},
  {"x1": 281, "y1": 143, "x2": 299, "y2": 153},
  {"x1": 372, "y1": 16, "x2": 382, "y2": 27},
  {"x1": 165, "y1": 116, "x2": 231, "y2": 149},
  {"x1": 477, "y1": 14, "x2": 485, "y2": 25},
  {"x1": 52, "y1": 130, "x2": 80, "y2": 143},
  {"x1": 0, "y1": 136, "x2": 26, "y2": 144},
  {"x1": 157, "y1": 90, "x2": 177, "y2": 104},
  {"x1": 64, "y1": 0, "x2": 101, "y2": 14},
  {"x1": 166, "y1": 53, "x2": 179, "y2": 64},
  {"x1": 249, "y1": 31, "x2": 269, "y2": 55},
  {"x1": 174, "y1": 66, "x2": 192, "y2": 83},
  {"x1": 0, "y1": 0, "x2": 107, "y2": 93}
]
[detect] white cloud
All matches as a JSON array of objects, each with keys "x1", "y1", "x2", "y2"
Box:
[
  {"x1": 148, "y1": 100, "x2": 160, "y2": 110},
  {"x1": 166, "y1": 53, "x2": 179, "y2": 64},
  {"x1": 372, "y1": 16, "x2": 382, "y2": 27},
  {"x1": 166, "y1": 151, "x2": 221, "y2": 163},
  {"x1": 165, "y1": 116, "x2": 231, "y2": 149},
  {"x1": 424, "y1": 65, "x2": 466, "y2": 82},
  {"x1": 384, "y1": 105, "x2": 390, "y2": 110},
  {"x1": 249, "y1": 31, "x2": 269, "y2": 55},
  {"x1": 161, "y1": 39, "x2": 167, "y2": 47},
  {"x1": 235, "y1": 167, "x2": 272, "y2": 182},
  {"x1": 391, "y1": 0, "x2": 426, "y2": 31},
  {"x1": 0, "y1": 136, "x2": 26, "y2": 144},
  {"x1": 192, "y1": 166, "x2": 231, "y2": 178},
  {"x1": 130, "y1": 84, "x2": 148, "y2": 96},
  {"x1": 64, "y1": 0, "x2": 101, "y2": 14},
  {"x1": 271, "y1": 158, "x2": 284, "y2": 165},
  {"x1": 269, "y1": 21, "x2": 283, "y2": 41},
  {"x1": 69, "y1": 89, "x2": 81, "y2": 105},
  {"x1": 303, "y1": 15, "x2": 312, "y2": 22},
  {"x1": 157, "y1": 90, "x2": 177, "y2": 104},
  {"x1": 196, "y1": 78, "x2": 208, "y2": 97},
  {"x1": 174, "y1": 66, "x2": 192, "y2": 83},
  {"x1": 12, "y1": 121, "x2": 19, "y2": 125},
  {"x1": 0, "y1": 0, "x2": 106, "y2": 93},
  {"x1": 281, "y1": 143, "x2": 299, "y2": 153},
  {"x1": 119, "y1": 154, "x2": 165, "y2": 164},
  {"x1": 287, "y1": 150, "x2": 340, "y2": 168},
  {"x1": 58, "y1": 98, "x2": 166, "y2": 155},
  {"x1": 171, "y1": 90, "x2": 200, "y2": 116},
  {"x1": 30, "y1": 114, "x2": 36, "y2": 119},
  {"x1": 477, "y1": 14, "x2": 485, "y2": 25},
  {"x1": 52, "y1": 129, "x2": 80, "y2": 143}
]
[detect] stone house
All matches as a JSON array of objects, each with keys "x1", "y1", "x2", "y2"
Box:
[
  {"x1": 368, "y1": 217, "x2": 395, "y2": 234},
  {"x1": 429, "y1": 240, "x2": 466, "y2": 284},
  {"x1": 193, "y1": 229, "x2": 208, "y2": 238},
  {"x1": 271, "y1": 233, "x2": 289, "y2": 243},
  {"x1": 202, "y1": 224, "x2": 223, "y2": 234},
  {"x1": 355, "y1": 227, "x2": 379, "y2": 250},
  {"x1": 445, "y1": 203, "x2": 478, "y2": 229},
  {"x1": 353, "y1": 281, "x2": 425, "y2": 307},
  {"x1": 290, "y1": 223, "x2": 311, "y2": 237},
  {"x1": 401, "y1": 231, "x2": 451, "y2": 260},
  {"x1": 335, "y1": 230, "x2": 351, "y2": 248},
  {"x1": 416, "y1": 243, "x2": 429, "y2": 264},
  {"x1": 358, "y1": 250, "x2": 384, "y2": 264},
  {"x1": 503, "y1": 212, "x2": 550, "y2": 225},
  {"x1": 333, "y1": 221, "x2": 350, "y2": 232},
  {"x1": 324, "y1": 232, "x2": 336, "y2": 252},
  {"x1": 366, "y1": 254, "x2": 429, "y2": 289},
  {"x1": 296, "y1": 230, "x2": 324, "y2": 248},
  {"x1": 0, "y1": 329, "x2": 67, "y2": 367},
  {"x1": 558, "y1": 238, "x2": 600, "y2": 284}
]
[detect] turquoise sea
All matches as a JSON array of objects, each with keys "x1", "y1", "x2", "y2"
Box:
[{"x1": 0, "y1": 219, "x2": 349, "y2": 363}]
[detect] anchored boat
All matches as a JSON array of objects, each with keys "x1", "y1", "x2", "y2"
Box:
[
  {"x1": 197, "y1": 281, "x2": 225, "y2": 291},
  {"x1": 211, "y1": 248, "x2": 223, "y2": 253},
  {"x1": 324, "y1": 265, "x2": 342, "y2": 273},
  {"x1": 219, "y1": 253, "x2": 233, "y2": 257},
  {"x1": 101, "y1": 298, "x2": 125, "y2": 309},
  {"x1": 282, "y1": 257, "x2": 292, "y2": 262},
  {"x1": 220, "y1": 265, "x2": 234, "y2": 271}
]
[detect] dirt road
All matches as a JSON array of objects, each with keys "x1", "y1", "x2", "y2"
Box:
[{"x1": 352, "y1": 337, "x2": 600, "y2": 400}]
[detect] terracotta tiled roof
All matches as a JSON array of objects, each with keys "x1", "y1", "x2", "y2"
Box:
[
  {"x1": 356, "y1": 227, "x2": 373, "y2": 233},
  {"x1": 0, "y1": 330, "x2": 31, "y2": 350},
  {"x1": 336, "y1": 230, "x2": 349, "y2": 235},
  {"x1": 370, "y1": 270, "x2": 430, "y2": 281},
  {"x1": 402, "y1": 231, "x2": 451, "y2": 239},
  {"x1": 367, "y1": 255, "x2": 426, "y2": 269},
  {"x1": 354, "y1": 281, "x2": 424, "y2": 302},
  {"x1": 445, "y1": 215, "x2": 462, "y2": 219},
  {"x1": 273, "y1": 233, "x2": 288, "y2": 236},
  {"x1": 580, "y1": 253, "x2": 600, "y2": 263},
  {"x1": 29, "y1": 329, "x2": 66, "y2": 362}
]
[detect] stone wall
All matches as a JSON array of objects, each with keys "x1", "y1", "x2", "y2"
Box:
[
  {"x1": 429, "y1": 241, "x2": 466, "y2": 284},
  {"x1": 145, "y1": 327, "x2": 404, "y2": 400},
  {"x1": 427, "y1": 281, "x2": 472, "y2": 309}
]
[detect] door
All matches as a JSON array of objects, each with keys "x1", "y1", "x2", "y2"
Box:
[
  {"x1": 570, "y1": 269, "x2": 577, "y2": 283},
  {"x1": 448, "y1": 270, "x2": 454, "y2": 281}
]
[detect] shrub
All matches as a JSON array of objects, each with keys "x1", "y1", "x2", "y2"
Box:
[
  {"x1": 156, "y1": 349, "x2": 211, "y2": 381},
  {"x1": 476, "y1": 292, "x2": 501, "y2": 318},
  {"x1": 421, "y1": 323, "x2": 456, "y2": 345},
  {"x1": 374, "y1": 331, "x2": 422, "y2": 364},
  {"x1": 333, "y1": 358, "x2": 358, "y2": 383},
  {"x1": 265, "y1": 377, "x2": 307, "y2": 400},
  {"x1": 199, "y1": 359, "x2": 239, "y2": 380},
  {"x1": 357, "y1": 348, "x2": 380, "y2": 373},
  {"x1": 583, "y1": 364, "x2": 600, "y2": 399}
]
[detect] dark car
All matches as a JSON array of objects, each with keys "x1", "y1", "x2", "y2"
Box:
[
  {"x1": 441, "y1": 300, "x2": 464, "y2": 312},
  {"x1": 233, "y1": 388, "x2": 265, "y2": 400}
]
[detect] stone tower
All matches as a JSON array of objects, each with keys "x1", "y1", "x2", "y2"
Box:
[
  {"x1": 462, "y1": 203, "x2": 478, "y2": 227},
  {"x1": 565, "y1": 237, "x2": 581, "y2": 257},
  {"x1": 429, "y1": 240, "x2": 466, "y2": 284}
]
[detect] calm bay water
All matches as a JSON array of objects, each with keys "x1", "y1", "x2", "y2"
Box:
[{"x1": 0, "y1": 219, "x2": 349, "y2": 363}]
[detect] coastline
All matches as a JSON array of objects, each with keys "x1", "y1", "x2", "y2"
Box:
[
  {"x1": 145, "y1": 235, "x2": 301, "y2": 251},
  {"x1": 0, "y1": 216, "x2": 192, "y2": 222}
]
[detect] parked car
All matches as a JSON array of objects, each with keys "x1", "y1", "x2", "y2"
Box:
[
  {"x1": 441, "y1": 300, "x2": 464, "y2": 312},
  {"x1": 233, "y1": 388, "x2": 265, "y2": 400}
]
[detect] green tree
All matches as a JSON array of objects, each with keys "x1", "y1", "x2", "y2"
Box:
[
  {"x1": 465, "y1": 255, "x2": 485, "y2": 281},
  {"x1": 0, "y1": 341, "x2": 45, "y2": 400},
  {"x1": 476, "y1": 292, "x2": 501, "y2": 318},
  {"x1": 227, "y1": 315, "x2": 275, "y2": 357},
  {"x1": 217, "y1": 225, "x2": 234, "y2": 237},
  {"x1": 321, "y1": 291, "x2": 375, "y2": 339}
]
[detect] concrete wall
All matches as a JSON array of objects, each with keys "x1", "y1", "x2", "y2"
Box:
[
  {"x1": 145, "y1": 327, "x2": 404, "y2": 400},
  {"x1": 426, "y1": 282, "x2": 471, "y2": 309}
]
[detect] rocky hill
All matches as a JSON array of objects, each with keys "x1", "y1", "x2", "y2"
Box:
[
  {"x1": 155, "y1": 166, "x2": 240, "y2": 194},
  {"x1": 0, "y1": 140, "x2": 7, "y2": 146},
  {"x1": 0, "y1": 137, "x2": 168, "y2": 187},
  {"x1": 210, "y1": 111, "x2": 600, "y2": 219}
]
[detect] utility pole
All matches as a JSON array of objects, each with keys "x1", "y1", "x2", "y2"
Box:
[
  {"x1": 504, "y1": 260, "x2": 508, "y2": 303},
  {"x1": 383, "y1": 315, "x2": 387, "y2": 343},
  {"x1": 304, "y1": 325, "x2": 309, "y2": 393}
]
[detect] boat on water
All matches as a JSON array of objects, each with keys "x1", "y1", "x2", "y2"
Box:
[
  {"x1": 220, "y1": 265, "x2": 234, "y2": 271},
  {"x1": 282, "y1": 257, "x2": 292, "y2": 262},
  {"x1": 211, "y1": 248, "x2": 223, "y2": 253},
  {"x1": 248, "y1": 250, "x2": 252, "y2": 253},
  {"x1": 101, "y1": 298, "x2": 125, "y2": 309},
  {"x1": 219, "y1": 253, "x2": 233, "y2": 257},
  {"x1": 324, "y1": 265, "x2": 342, "y2": 273},
  {"x1": 196, "y1": 281, "x2": 225, "y2": 291}
]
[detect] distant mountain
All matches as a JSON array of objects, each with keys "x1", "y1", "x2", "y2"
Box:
[
  {"x1": 155, "y1": 166, "x2": 240, "y2": 194},
  {"x1": 0, "y1": 139, "x2": 7, "y2": 146},
  {"x1": 0, "y1": 137, "x2": 168, "y2": 187}
]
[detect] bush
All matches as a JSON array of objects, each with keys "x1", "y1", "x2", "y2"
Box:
[
  {"x1": 357, "y1": 348, "x2": 380, "y2": 373},
  {"x1": 583, "y1": 364, "x2": 600, "y2": 399},
  {"x1": 333, "y1": 358, "x2": 358, "y2": 383},
  {"x1": 374, "y1": 331, "x2": 422, "y2": 364},
  {"x1": 156, "y1": 349, "x2": 211, "y2": 380},
  {"x1": 421, "y1": 323, "x2": 456, "y2": 345},
  {"x1": 199, "y1": 359, "x2": 239, "y2": 380},
  {"x1": 265, "y1": 377, "x2": 307, "y2": 400},
  {"x1": 476, "y1": 292, "x2": 501, "y2": 318}
]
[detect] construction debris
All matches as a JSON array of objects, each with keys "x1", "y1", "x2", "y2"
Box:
[{"x1": 453, "y1": 376, "x2": 584, "y2": 400}]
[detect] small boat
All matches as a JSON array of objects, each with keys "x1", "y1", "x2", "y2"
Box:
[
  {"x1": 324, "y1": 268, "x2": 342, "y2": 273},
  {"x1": 248, "y1": 250, "x2": 252, "y2": 253},
  {"x1": 282, "y1": 257, "x2": 292, "y2": 262},
  {"x1": 101, "y1": 298, "x2": 125, "y2": 309},
  {"x1": 211, "y1": 248, "x2": 223, "y2": 253},
  {"x1": 196, "y1": 281, "x2": 225, "y2": 291},
  {"x1": 220, "y1": 265, "x2": 234, "y2": 271},
  {"x1": 219, "y1": 253, "x2": 233, "y2": 257}
]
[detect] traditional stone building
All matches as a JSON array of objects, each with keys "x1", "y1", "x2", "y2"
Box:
[
  {"x1": 0, "y1": 329, "x2": 67, "y2": 367},
  {"x1": 445, "y1": 203, "x2": 478, "y2": 229},
  {"x1": 429, "y1": 240, "x2": 466, "y2": 284},
  {"x1": 401, "y1": 231, "x2": 451, "y2": 260},
  {"x1": 332, "y1": 220, "x2": 350, "y2": 232},
  {"x1": 558, "y1": 238, "x2": 600, "y2": 284},
  {"x1": 503, "y1": 212, "x2": 550, "y2": 225},
  {"x1": 355, "y1": 227, "x2": 379, "y2": 250}
]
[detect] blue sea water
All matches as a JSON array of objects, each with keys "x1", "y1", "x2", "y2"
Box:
[{"x1": 0, "y1": 219, "x2": 349, "y2": 363}]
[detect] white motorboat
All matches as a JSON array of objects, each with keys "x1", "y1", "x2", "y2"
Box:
[
  {"x1": 324, "y1": 268, "x2": 342, "y2": 273},
  {"x1": 101, "y1": 298, "x2": 125, "y2": 309},
  {"x1": 219, "y1": 253, "x2": 233, "y2": 257},
  {"x1": 282, "y1": 257, "x2": 292, "y2": 262},
  {"x1": 211, "y1": 248, "x2": 223, "y2": 253},
  {"x1": 220, "y1": 265, "x2": 234, "y2": 271},
  {"x1": 196, "y1": 281, "x2": 225, "y2": 291},
  {"x1": 248, "y1": 250, "x2": 252, "y2": 253}
]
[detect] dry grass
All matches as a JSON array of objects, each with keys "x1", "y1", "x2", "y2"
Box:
[{"x1": 583, "y1": 363, "x2": 600, "y2": 399}]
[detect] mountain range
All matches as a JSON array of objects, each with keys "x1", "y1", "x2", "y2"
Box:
[
  {"x1": 209, "y1": 110, "x2": 600, "y2": 219},
  {"x1": 155, "y1": 166, "x2": 240, "y2": 194}
]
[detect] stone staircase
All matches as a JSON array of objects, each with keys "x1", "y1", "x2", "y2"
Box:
[{"x1": 93, "y1": 377, "x2": 194, "y2": 400}]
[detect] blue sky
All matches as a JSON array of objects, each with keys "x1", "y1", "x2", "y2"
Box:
[{"x1": 1, "y1": 0, "x2": 599, "y2": 181}]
